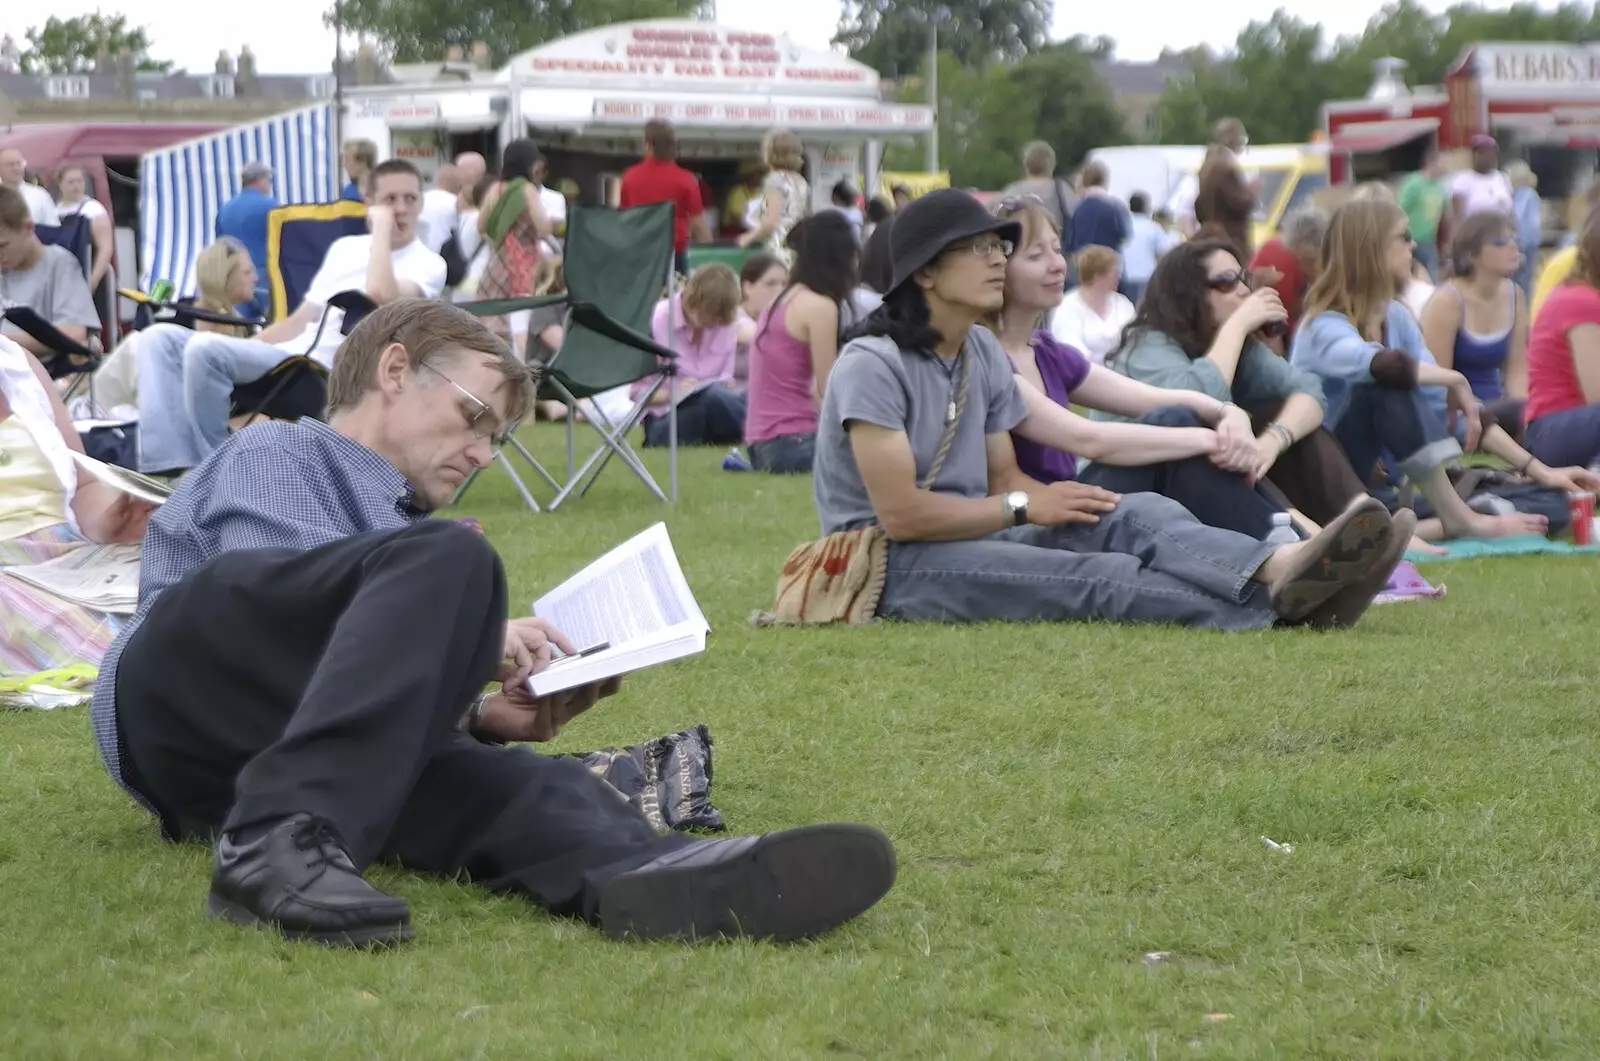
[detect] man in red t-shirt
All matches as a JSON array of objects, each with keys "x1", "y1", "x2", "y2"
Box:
[
  {"x1": 1249, "y1": 209, "x2": 1327, "y2": 352},
  {"x1": 619, "y1": 119, "x2": 709, "y2": 276}
]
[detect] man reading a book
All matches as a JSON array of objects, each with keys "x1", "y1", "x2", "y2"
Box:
[
  {"x1": 0, "y1": 185, "x2": 101, "y2": 360},
  {"x1": 91, "y1": 299, "x2": 894, "y2": 948}
]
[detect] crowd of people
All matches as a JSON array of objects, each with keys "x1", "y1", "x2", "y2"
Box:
[{"x1": 5, "y1": 111, "x2": 1600, "y2": 952}]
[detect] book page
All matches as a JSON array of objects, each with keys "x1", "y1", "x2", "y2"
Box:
[
  {"x1": 3, "y1": 543, "x2": 141, "y2": 615},
  {"x1": 532, "y1": 522, "x2": 708, "y2": 651},
  {"x1": 69, "y1": 451, "x2": 172, "y2": 506}
]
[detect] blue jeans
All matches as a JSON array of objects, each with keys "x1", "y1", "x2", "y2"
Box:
[
  {"x1": 137, "y1": 327, "x2": 292, "y2": 472},
  {"x1": 1515, "y1": 248, "x2": 1537, "y2": 298},
  {"x1": 1331, "y1": 385, "x2": 1461, "y2": 485},
  {"x1": 1122, "y1": 279, "x2": 1148, "y2": 306},
  {"x1": 877, "y1": 492, "x2": 1276, "y2": 630},
  {"x1": 1414, "y1": 242, "x2": 1439, "y2": 282},
  {"x1": 1077, "y1": 407, "x2": 1284, "y2": 538},
  {"x1": 749, "y1": 432, "x2": 815, "y2": 474},
  {"x1": 1526, "y1": 404, "x2": 1600, "y2": 468}
]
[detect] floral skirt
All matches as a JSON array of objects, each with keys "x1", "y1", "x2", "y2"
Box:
[{"x1": 0, "y1": 523, "x2": 122, "y2": 677}]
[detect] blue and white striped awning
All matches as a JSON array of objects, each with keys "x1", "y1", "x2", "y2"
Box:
[{"x1": 139, "y1": 103, "x2": 336, "y2": 295}]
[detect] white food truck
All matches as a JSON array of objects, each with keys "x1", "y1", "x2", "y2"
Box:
[{"x1": 339, "y1": 18, "x2": 934, "y2": 235}]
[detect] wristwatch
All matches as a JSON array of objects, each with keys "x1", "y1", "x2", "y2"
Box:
[{"x1": 1003, "y1": 490, "x2": 1029, "y2": 528}]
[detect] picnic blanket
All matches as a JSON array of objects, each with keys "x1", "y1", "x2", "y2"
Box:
[{"x1": 1405, "y1": 534, "x2": 1600, "y2": 564}]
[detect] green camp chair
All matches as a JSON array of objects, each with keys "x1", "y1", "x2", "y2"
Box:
[{"x1": 455, "y1": 201, "x2": 680, "y2": 512}]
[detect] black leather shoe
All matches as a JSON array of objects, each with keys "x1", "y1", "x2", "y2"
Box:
[
  {"x1": 597, "y1": 823, "x2": 896, "y2": 943},
  {"x1": 205, "y1": 813, "x2": 413, "y2": 948}
]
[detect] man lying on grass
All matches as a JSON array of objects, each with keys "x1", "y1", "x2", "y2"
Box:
[
  {"x1": 91, "y1": 299, "x2": 894, "y2": 948},
  {"x1": 813, "y1": 189, "x2": 1415, "y2": 630}
]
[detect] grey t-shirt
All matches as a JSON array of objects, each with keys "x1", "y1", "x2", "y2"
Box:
[
  {"x1": 813, "y1": 328, "x2": 1029, "y2": 534},
  {"x1": 0, "y1": 245, "x2": 99, "y2": 336}
]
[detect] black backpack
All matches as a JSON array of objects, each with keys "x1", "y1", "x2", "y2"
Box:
[{"x1": 439, "y1": 233, "x2": 468, "y2": 288}]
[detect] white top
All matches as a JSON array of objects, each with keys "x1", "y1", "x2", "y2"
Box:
[
  {"x1": 58, "y1": 198, "x2": 107, "y2": 223},
  {"x1": 1050, "y1": 288, "x2": 1137, "y2": 365},
  {"x1": 276, "y1": 235, "x2": 447, "y2": 368},
  {"x1": 1448, "y1": 169, "x2": 1514, "y2": 219},
  {"x1": 15, "y1": 183, "x2": 60, "y2": 226},
  {"x1": 1401, "y1": 279, "x2": 1434, "y2": 323},
  {"x1": 538, "y1": 185, "x2": 567, "y2": 258},
  {"x1": 418, "y1": 188, "x2": 460, "y2": 255},
  {"x1": 0, "y1": 334, "x2": 78, "y2": 531}
]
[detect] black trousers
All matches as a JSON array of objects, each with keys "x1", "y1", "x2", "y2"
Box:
[
  {"x1": 643, "y1": 385, "x2": 747, "y2": 448},
  {"x1": 115, "y1": 521, "x2": 684, "y2": 920},
  {"x1": 1246, "y1": 401, "x2": 1371, "y2": 528},
  {"x1": 1076, "y1": 406, "x2": 1284, "y2": 538}
]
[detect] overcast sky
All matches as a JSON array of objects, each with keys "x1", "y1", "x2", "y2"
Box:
[{"x1": 0, "y1": 0, "x2": 1547, "y2": 75}]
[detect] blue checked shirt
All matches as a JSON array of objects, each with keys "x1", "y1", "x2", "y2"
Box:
[{"x1": 91, "y1": 418, "x2": 427, "y2": 807}]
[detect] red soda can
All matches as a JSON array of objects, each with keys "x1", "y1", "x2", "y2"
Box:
[{"x1": 1569, "y1": 492, "x2": 1595, "y2": 545}]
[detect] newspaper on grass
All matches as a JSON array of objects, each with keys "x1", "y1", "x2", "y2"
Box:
[
  {"x1": 69, "y1": 450, "x2": 172, "y2": 506},
  {"x1": 527, "y1": 522, "x2": 709, "y2": 698},
  {"x1": 3, "y1": 543, "x2": 141, "y2": 615}
]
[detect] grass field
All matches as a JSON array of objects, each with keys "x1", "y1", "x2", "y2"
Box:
[{"x1": 6, "y1": 426, "x2": 1600, "y2": 1059}]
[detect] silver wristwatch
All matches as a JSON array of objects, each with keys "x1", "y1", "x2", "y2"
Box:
[{"x1": 1002, "y1": 490, "x2": 1029, "y2": 528}]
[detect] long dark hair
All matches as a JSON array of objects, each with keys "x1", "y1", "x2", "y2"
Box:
[
  {"x1": 860, "y1": 216, "x2": 895, "y2": 294},
  {"x1": 1117, "y1": 236, "x2": 1243, "y2": 361},
  {"x1": 754, "y1": 212, "x2": 859, "y2": 347},
  {"x1": 500, "y1": 138, "x2": 542, "y2": 182},
  {"x1": 843, "y1": 282, "x2": 943, "y2": 351}
]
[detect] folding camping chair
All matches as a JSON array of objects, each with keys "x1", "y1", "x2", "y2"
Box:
[
  {"x1": 454, "y1": 201, "x2": 679, "y2": 513},
  {"x1": 5, "y1": 216, "x2": 103, "y2": 403}
]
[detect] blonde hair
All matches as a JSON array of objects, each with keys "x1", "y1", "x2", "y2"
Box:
[
  {"x1": 986, "y1": 197, "x2": 1060, "y2": 332},
  {"x1": 1076, "y1": 245, "x2": 1120, "y2": 285},
  {"x1": 1506, "y1": 160, "x2": 1537, "y2": 189},
  {"x1": 194, "y1": 238, "x2": 252, "y2": 335},
  {"x1": 680, "y1": 263, "x2": 740, "y2": 328},
  {"x1": 762, "y1": 128, "x2": 805, "y2": 173},
  {"x1": 1302, "y1": 199, "x2": 1407, "y2": 341},
  {"x1": 532, "y1": 255, "x2": 565, "y2": 297}
]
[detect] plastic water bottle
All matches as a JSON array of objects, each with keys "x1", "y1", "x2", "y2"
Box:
[{"x1": 1264, "y1": 512, "x2": 1300, "y2": 545}]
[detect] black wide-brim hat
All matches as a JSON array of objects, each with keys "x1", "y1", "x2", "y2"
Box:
[{"x1": 888, "y1": 188, "x2": 1023, "y2": 294}]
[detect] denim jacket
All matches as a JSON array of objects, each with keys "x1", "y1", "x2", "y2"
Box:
[{"x1": 1291, "y1": 299, "x2": 1449, "y2": 429}]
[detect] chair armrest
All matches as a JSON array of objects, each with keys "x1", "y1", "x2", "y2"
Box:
[
  {"x1": 568, "y1": 302, "x2": 678, "y2": 362},
  {"x1": 2, "y1": 307, "x2": 99, "y2": 364},
  {"x1": 455, "y1": 293, "x2": 571, "y2": 318}
]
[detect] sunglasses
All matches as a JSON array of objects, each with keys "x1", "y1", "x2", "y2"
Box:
[
  {"x1": 1206, "y1": 270, "x2": 1250, "y2": 292},
  {"x1": 996, "y1": 193, "x2": 1046, "y2": 214}
]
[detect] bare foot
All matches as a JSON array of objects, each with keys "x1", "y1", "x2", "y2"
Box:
[
  {"x1": 1457, "y1": 512, "x2": 1549, "y2": 539},
  {"x1": 1407, "y1": 534, "x2": 1447, "y2": 555}
]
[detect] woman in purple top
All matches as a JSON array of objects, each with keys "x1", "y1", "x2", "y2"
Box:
[
  {"x1": 643, "y1": 263, "x2": 746, "y2": 448},
  {"x1": 986, "y1": 196, "x2": 1289, "y2": 538},
  {"x1": 743, "y1": 212, "x2": 860, "y2": 473}
]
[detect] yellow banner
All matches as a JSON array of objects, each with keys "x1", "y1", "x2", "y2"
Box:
[{"x1": 877, "y1": 171, "x2": 950, "y2": 201}]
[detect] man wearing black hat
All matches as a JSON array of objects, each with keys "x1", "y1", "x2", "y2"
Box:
[{"x1": 813, "y1": 188, "x2": 1403, "y2": 630}]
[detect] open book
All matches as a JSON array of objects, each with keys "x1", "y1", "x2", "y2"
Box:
[
  {"x1": 3, "y1": 543, "x2": 141, "y2": 615},
  {"x1": 70, "y1": 451, "x2": 172, "y2": 506},
  {"x1": 526, "y1": 522, "x2": 709, "y2": 698}
]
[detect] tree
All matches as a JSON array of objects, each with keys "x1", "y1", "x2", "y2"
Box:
[
  {"x1": 19, "y1": 13, "x2": 171, "y2": 74},
  {"x1": 885, "y1": 42, "x2": 1128, "y2": 189},
  {"x1": 834, "y1": 0, "x2": 1053, "y2": 79},
  {"x1": 333, "y1": 0, "x2": 709, "y2": 66}
]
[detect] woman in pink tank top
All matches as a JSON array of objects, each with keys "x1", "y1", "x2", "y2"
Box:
[{"x1": 744, "y1": 212, "x2": 861, "y2": 473}]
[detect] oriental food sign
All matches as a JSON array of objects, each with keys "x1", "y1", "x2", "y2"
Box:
[{"x1": 526, "y1": 24, "x2": 871, "y2": 87}]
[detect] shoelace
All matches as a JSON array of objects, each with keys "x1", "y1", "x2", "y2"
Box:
[{"x1": 290, "y1": 819, "x2": 352, "y2": 872}]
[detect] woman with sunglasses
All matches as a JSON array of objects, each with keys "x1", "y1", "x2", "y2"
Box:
[
  {"x1": 983, "y1": 196, "x2": 1287, "y2": 538},
  {"x1": 1102, "y1": 236, "x2": 1384, "y2": 536},
  {"x1": 1292, "y1": 200, "x2": 1569, "y2": 540},
  {"x1": 809, "y1": 189, "x2": 1407, "y2": 631},
  {"x1": 1419, "y1": 212, "x2": 1528, "y2": 433}
]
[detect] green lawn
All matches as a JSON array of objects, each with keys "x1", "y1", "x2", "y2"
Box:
[{"x1": 7, "y1": 426, "x2": 1600, "y2": 1059}]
